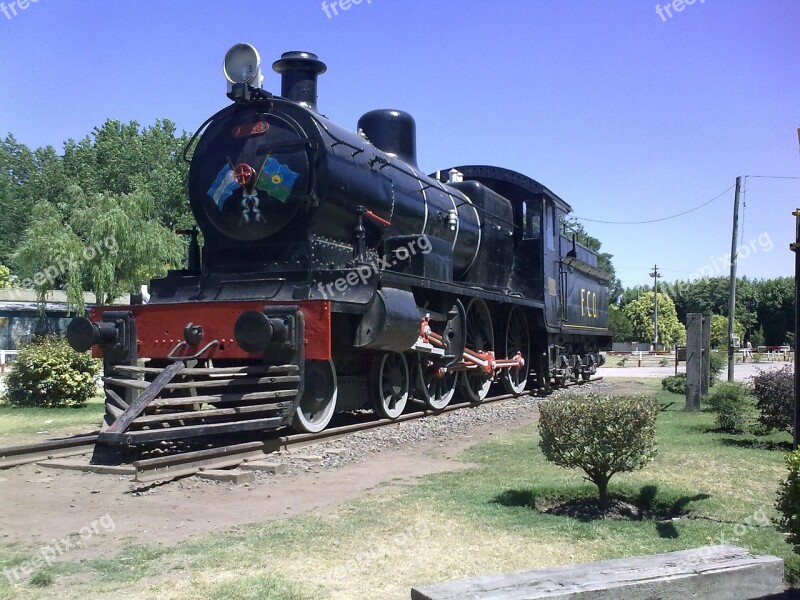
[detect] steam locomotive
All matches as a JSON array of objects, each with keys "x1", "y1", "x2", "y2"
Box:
[{"x1": 67, "y1": 44, "x2": 611, "y2": 448}]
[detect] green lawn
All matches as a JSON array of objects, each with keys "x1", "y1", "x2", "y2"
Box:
[
  {"x1": 1, "y1": 379, "x2": 797, "y2": 599},
  {"x1": 0, "y1": 391, "x2": 104, "y2": 442}
]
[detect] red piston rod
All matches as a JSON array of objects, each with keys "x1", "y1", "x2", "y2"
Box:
[{"x1": 418, "y1": 318, "x2": 525, "y2": 375}]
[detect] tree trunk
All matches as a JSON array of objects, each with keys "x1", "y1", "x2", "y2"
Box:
[{"x1": 595, "y1": 475, "x2": 611, "y2": 511}]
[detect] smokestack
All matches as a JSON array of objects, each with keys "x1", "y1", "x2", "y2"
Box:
[{"x1": 272, "y1": 51, "x2": 327, "y2": 111}]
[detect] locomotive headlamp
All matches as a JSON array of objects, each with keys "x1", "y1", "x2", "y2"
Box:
[{"x1": 224, "y1": 43, "x2": 263, "y2": 91}]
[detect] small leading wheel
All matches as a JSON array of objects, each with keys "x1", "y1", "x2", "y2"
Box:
[
  {"x1": 292, "y1": 359, "x2": 338, "y2": 433},
  {"x1": 502, "y1": 306, "x2": 531, "y2": 395},
  {"x1": 370, "y1": 352, "x2": 410, "y2": 419},
  {"x1": 415, "y1": 361, "x2": 459, "y2": 410},
  {"x1": 458, "y1": 299, "x2": 494, "y2": 404}
]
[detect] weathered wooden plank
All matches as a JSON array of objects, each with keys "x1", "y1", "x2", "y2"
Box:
[
  {"x1": 112, "y1": 364, "x2": 299, "y2": 376},
  {"x1": 133, "y1": 440, "x2": 271, "y2": 482},
  {"x1": 149, "y1": 389, "x2": 296, "y2": 408},
  {"x1": 38, "y1": 458, "x2": 135, "y2": 475},
  {"x1": 411, "y1": 545, "x2": 785, "y2": 600},
  {"x1": 101, "y1": 417, "x2": 284, "y2": 445},
  {"x1": 105, "y1": 388, "x2": 129, "y2": 410},
  {"x1": 131, "y1": 403, "x2": 287, "y2": 425},
  {"x1": 103, "y1": 375, "x2": 299, "y2": 390},
  {"x1": 103, "y1": 361, "x2": 185, "y2": 434}
]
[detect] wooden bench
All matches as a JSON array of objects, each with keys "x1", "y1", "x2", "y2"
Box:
[{"x1": 411, "y1": 545, "x2": 785, "y2": 600}]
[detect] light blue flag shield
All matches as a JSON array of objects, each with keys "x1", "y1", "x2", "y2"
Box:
[{"x1": 207, "y1": 165, "x2": 239, "y2": 209}]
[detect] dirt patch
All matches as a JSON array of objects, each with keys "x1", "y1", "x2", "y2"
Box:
[
  {"x1": 537, "y1": 497, "x2": 682, "y2": 521},
  {"x1": 542, "y1": 497, "x2": 642, "y2": 520},
  {"x1": 0, "y1": 414, "x2": 533, "y2": 560},
  {"x1": 0, "y1": 380, "x2": 637, "y2": 561}
]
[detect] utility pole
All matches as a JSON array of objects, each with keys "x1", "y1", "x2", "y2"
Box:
[
  {"x1": 727, "y1": 176, "x2": 742, "y2": 382},
  {"x1": 793, "y1": 127, "x2": 800, "y2": 449},
  {"x1": 649, "y1": 265, "x2": 660, "y2": 351},
  {"x1": 792, "y1": 208, "x2": 800, "y2": 449}
]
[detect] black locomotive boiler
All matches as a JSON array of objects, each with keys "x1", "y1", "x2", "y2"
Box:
[{"x1": 67, "y1": 44, "x2": 611, "y2": 448}]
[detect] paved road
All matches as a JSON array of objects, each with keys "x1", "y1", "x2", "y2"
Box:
[{"x1": 600, "y1": 361, "x2": 790, "y2": 382}]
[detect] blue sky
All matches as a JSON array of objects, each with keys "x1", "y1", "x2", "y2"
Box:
[{"x1": 1, "y1": 0, "x2": 798, "y2": 288}]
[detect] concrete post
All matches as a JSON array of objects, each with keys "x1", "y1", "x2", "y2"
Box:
[
  {"x1": 701, "y1": 314, "x2": 711, "y2": 395},
  {"x1": 686, "y1": 313, "x2": 703, "y2": 411}
]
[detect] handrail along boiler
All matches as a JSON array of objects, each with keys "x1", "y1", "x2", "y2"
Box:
[{"x1": 67, "y1": 43, "x2": 611, "y2": 449}]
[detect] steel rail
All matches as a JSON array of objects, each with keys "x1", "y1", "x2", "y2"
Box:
[
  {"x1": 0, "y1": 377, "x2": 602, "y2": 479},
  {"x1": 0, "y1": 433, "x2": 99, "y2": 469},
  {"x1": 133, "y1": 376, "x2": 602, "y2": 483}
]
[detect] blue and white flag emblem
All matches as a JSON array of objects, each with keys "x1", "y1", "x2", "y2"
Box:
[{"x1": 207, "y1": 165, "x2": 239, "y2": 209}]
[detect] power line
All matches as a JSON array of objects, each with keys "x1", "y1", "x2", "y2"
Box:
[
  {"x1": 574, "y1": 184, "x2": 734, "y2": 225},
  {"x1": 745, "y1": 175, "x2": 800, "y2": 180}
]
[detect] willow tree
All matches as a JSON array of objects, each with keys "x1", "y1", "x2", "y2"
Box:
[{"x1": 13, "y1": 185, "x2": 184, "y2": 310}]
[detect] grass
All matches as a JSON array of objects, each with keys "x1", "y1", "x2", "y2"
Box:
[
  {"x1": 0, "y1": 379, "x2": 797, "y2": 599},
  {"x1": 0, "y1": 391, "x2": 104, "y2": 442}
]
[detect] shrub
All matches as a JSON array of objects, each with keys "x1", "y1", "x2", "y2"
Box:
[
  {"x1": 708, "y1": 351, "x2": 725, "y2": 386},
  {"x1": 752, "y1": 365, "x2": 794, "y2": 436},
  {"x1": 2, "y1": 336, "x2": 100, "y2": 408},
  {"x1": 706, "y1": 382, "x2": 754, "y2": 433},
  {"x1": 776, "y1": 449, "x2": 800, "y2": 553},
  {"x1": 659, "y1": 358, "x2": 670, "y2": 367},
  {"x1": 661, "y1": 374, "x2": 686, "y2": 395},
  {"x1": 538, "y1": 394, "x2": 658, "y2": 509}
]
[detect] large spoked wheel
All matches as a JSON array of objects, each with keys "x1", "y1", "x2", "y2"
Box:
[
  {"x1": 502, "y1": 307, "x2": 531, "y2": 395},
  {"x1": 415, "y1": 361, "x2": 459, "y2": 411},
  {"x1": 458, "y1": 299, "x2": 494, "y2": 404},
  {"x1": 370, "y1": 352, "x2": 410, "y2": 420},
  {"x1": 292, "y1": 359, "x2": 338, "y2": 433}
]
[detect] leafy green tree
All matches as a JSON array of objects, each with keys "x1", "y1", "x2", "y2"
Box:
[
  {"x1": 619, "y1": 285, "x2": 651, "y2": 308},
  {"x1": 0, "y1": 135, "x2": 41, "y2": 266},
  {"x1": 608, "y1": 304, "x2": 635, "y2": 343},
  {"x1": 756, "y1": 277, "x2": 794, "y2": 346},
  {"x1": 623, "y1": 291, "x2": 686, "y2": 347},
  {"x1": 709, "y1": 314, "x2": 745, "y2": 348},
  {"x1": 668, "y1": 276, "x2": 757, "y2": 340},
  {"x1": 0, "y1": 119, "x2": 192, "y2": 275},
  {"x1": 13, "y1": 185, "x2": 184, "y2": 309},
  {"x1": 0, "y1": 264, "x2": 10, "y2": 288},
  {"x1": 62, "y1": 119, "x2": 191, "y2": 227}
]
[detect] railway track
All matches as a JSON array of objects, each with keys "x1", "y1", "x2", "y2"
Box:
[
  {"x1": 0, "y1": 433, "x2": 99, "y2": 469},
  {"x1": 0, "y1": 377, "x2": 602, "y2": 482}
]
